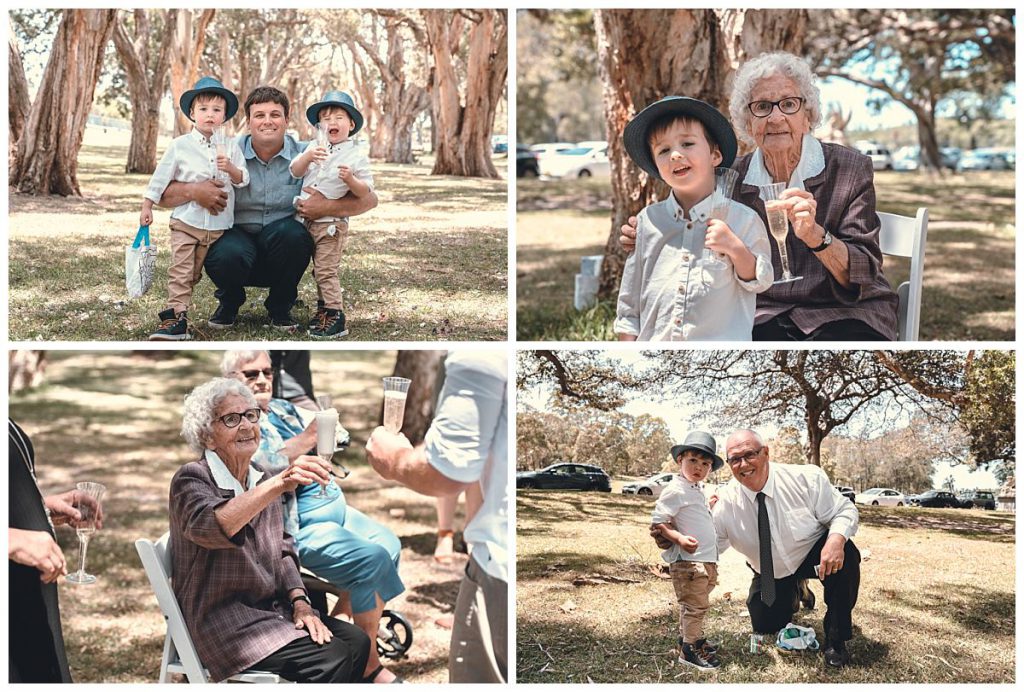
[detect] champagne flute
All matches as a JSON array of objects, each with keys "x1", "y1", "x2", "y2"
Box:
[
  {"x1": 212, "y1": 127, "x2": 227, "y2": 182},
  {"x1": 382, "y1": 377, "x2": 412, "y2": 434},
  {"x1": 314, "y1": 394, "x2": 340, "y2": 498},
  {"x1": 758, "y1": 182, "x2": 803, "y2": 284},
  {"x1": 66, "y1": 482, "x2": 106, "y2": 585},
  {"x1": 705, "y1": 167, "x2": 740, "y2": 262}
]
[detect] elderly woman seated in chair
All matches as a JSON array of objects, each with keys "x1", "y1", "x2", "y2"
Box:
[
  {"x1": 170, "y1": 378, "x2": 369, "y2": 683},
  {"x1": 221, "y1": 350, "x2": 406, "y2": 684}
]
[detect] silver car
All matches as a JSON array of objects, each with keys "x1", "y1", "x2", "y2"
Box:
[{"x1": 621, "y1": 472, "x2": 675, "y2": 498}]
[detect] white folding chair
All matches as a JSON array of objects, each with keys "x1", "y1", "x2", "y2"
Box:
[
  {"x1": 135, "y1": 533, "x2": 288, "y2": 684},
  {"x1": 877, "y1": 207, "x2": 928, "y2": 341}
]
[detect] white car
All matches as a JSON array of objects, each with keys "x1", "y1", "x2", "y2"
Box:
[
  {"x1": 530, "y1": 142, "x2": 576, "y2": 161},
  {"x1": 540, "y1": 144, "x2": 610, "y2": 179},
  {"x1": 621, "y1": 472, "x2": 675, "y2": 498},
  {"x1": 854, "y1": 487, "x2": 905, "y2": 507},
  {"x1": 854, "y1": 141, "x2": 893, "y2": 171}
]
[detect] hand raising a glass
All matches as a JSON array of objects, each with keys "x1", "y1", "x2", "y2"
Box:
[{"x1": 66, "y1": 482, "x2": 106, "y2": 585}]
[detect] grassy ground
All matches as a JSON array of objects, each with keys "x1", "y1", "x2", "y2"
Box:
[
  {"x1": 515, "y1": 170, "x2": 1015, "y2": 341},
  {"x1": 9, "y1": 127, "x2": 508, "y2": 341},
  {"x1": 10, "y1": 351, "x2": 475, "y2": 683},
  {"x1": 516, "y1": 489, "x2": 1015, "y2": 683}
]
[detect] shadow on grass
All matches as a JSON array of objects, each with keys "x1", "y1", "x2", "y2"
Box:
[
  {"x1": 883, "y1": 583, "x2": 1015, "y2": 637},
  {"x1": 857, "y1": 506, "x2": 1015, "y2": 543},
  {"x1": 517, "y1": 490, "x2": 654, "y2": 524}
]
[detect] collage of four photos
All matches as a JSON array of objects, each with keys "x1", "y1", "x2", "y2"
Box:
[{"x1": 6, "y1": 6, "x2": 1017, "y2": 686}]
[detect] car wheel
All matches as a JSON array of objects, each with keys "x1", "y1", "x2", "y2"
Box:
[
  {"x1": 578, "y1": 169, "x2": 592, "y2": 178},
  {"x1": 638, "y1": 487, "x2": 653, "y2": 496},
  {"x1": 897, "y1": 502, "x2": 903, "y2": 507},
  {"x1": 523, "y1": 167, "x2": 538, "y2": 178},
  {"x1": 520, "y1": 481, "x2": 534, "y2": 490},
  {"x1": 872, "y1": 501, "x2": 879, "y2": 506}
]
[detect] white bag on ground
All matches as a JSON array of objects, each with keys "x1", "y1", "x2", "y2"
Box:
[
  {"x1": 126, "y1": 225, "x2": 157, "y2": 298},
  {"x1": 776, "y1": 622, "x2": 820, "y2": 651}
]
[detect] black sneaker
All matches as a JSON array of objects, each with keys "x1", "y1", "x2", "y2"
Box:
[
  {"x1": 311, "y1": 299, "x2": 327, "y2": 325},
  {"x1": 149, "y1": 308, "x2": 190, "y2": 341},
  {"x1": 208, "y1": 303, "x2": 237, "y2": 329},
  {"x1": 679, "y1": 642, "x2": 720, "y2": 670},
  {"x1": 822, "y1": 641, "x2": 849, "y2": 668},
  {"x1": 694, "y1": 637, "x2": 719, "y2": 656},
  {"x1": 269, "y1": 311, "x2": 299, "y2": 331},
  {"x1": 309, "y1": 308, "x2": 349, "y2": 338}
]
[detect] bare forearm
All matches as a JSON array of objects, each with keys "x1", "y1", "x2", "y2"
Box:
[
  {"x1": 329, "y1": 189, "x2": 377, "y2": 217},
  {"x1": 346, "y1": 177, "x2": 370, "y2": 198},
  {"x1": 290, "y1": 152, "x2": 313, "y2": 178},
  {"x1": 281, "y1": 428, "x2": 316, "y2": 461},
  {"x1": 727, "y1": 245, "x2": 757, "y2": 282},
  {"x1": 810, "y1": 225, "x2": 852, "y2": 288},
  {"x1": 385, "y1": 447, "x2": 468, "y2": 497},
  {"x1": 159, "y1": 180, "x2": 196, "y2": 208},
  {"x1": 214, "y1": 476, "x2": 287, "y2": 538}
]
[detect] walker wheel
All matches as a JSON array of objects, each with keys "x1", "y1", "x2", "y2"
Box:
[{"x1": 377, "y1": 609, "x2": 413, "y2": 659}]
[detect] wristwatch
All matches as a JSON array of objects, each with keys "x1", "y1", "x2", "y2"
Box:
[
  {"x1": 810, "y1": 230, "x2": 833, "y2": 253},
  {"x1": 291, "y1": 593, "x2": 311, "y2": 607}
]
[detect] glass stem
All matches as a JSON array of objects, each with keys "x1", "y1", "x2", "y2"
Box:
[
  {"x1": 778, "y1": 241, "x2": 792, "y2": 278},
  {"x1": 78, "y1": 536, "x2": 90, "y2": 578}
]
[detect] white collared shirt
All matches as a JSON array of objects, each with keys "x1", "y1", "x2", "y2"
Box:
[
  {"x1": 713, "y1": 462, "x2": 858, "y2": 579},
  {"x1": 290, "y1": 140, "x2": 374, "y2": 222},
  {"x1": 144, "y1": 128, "x2": 250, "y2": 230},
  {"x1": 615, "y1": 193, "x2": 773, "y2": 341},
  {"x1": 204, "y1": 449, "x2": 264, "y2": 497},
  {"x1": 651, "y1": 476, "x2": 718, "y2": 563},
  {"x1": 742, "y1": 133, "x2": 825, "y2": 190}
]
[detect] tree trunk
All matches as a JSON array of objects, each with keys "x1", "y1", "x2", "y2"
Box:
[
  {"x1": 9, "y1": 351, "x2": 46, "y2": 393},
  {"x1": 11, "y1": 10, "x2": 116, "y2": 196},
  {"x1": 169, "y1": 10, "x2": 215, "y2": 137},
  {"x1": 8, "y1": 28, "x2": 31, "y2": 161},
  {"x1": 595, "y1": 9, "x2": 809, "y2": 297},
  {"x1": 424, "y1": 10, "x2": 507, "y2": 177},
  {"x1": 384, "y1": 351, "x2": 448, "y2": 445}
]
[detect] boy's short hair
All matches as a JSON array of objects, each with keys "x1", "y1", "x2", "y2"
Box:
[
  {"x1": 676, "y1": 447, "x2": 714, "y2": 464},
  {"x1": 191, "y1": 91, "x2": 227, "y2": 112},
  {"x1": 244, "y1": 86, "x2": 289, "y2": 119},
  {"x1": 317, "y1": 105, "x2": 356, "y2": 133},
  {"x1": 646, "y1": 114, "x2": 721, "y2": 157}
]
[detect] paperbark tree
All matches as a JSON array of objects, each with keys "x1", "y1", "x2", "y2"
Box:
[
  {"x1": 11, "y1": 9, "x2": 117, "y2": 196},
  {"x1": 594, "y1": 9, "x2": 809, "y2": 296},
  {"x1": 169, "y1": 10, "x2": 215, "y2": 136},
  {"x1": 8, "y1": 28, "x2": 31, "y2": 166},
  {"x1": 111, "y1": 9, "x2": 177, "y2": 174},
  {"x1": 423, "y1": 9, "x2": 507, "y2": 177}
]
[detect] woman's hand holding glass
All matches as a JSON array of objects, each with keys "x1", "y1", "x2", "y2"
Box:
[
  {"x1": 779, "y1": 188, "x2": 820, "y2": 244},
  {"x1": 280, "y1": 454, "x2": 333, "y2": 492}
]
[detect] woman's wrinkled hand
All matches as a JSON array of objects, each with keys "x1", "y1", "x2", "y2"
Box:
[
  {"x1": 780, "y1": 188, "x2": 820, "y2": 243},
  {"x1": 280, "y1": 455, "x2": 331, "y2": 491},
  {"x1": 292, "y1": 600, "x2": 333, "y2": 645}
]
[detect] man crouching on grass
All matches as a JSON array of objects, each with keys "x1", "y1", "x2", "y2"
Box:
[{"x1": 711, "y1": 429, "x2": 861, "y2": 667}]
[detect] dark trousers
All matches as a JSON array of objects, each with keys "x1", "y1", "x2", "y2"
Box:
[
  {"x1": 251, "y1": 616, "x2": 370, "y2": 683},
  {"x1": 753, "y1": 313, "x2": 890, "y2": 341},
  {"x1": 747, "y1": 533, "x2": 860, "y2": 643},
  {"x1": 204, "y1": 217, "x2": 314, "y2": 316}
]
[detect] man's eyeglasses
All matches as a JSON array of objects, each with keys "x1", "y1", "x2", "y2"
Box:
[
  {"x1": 216, "y1": 408, "x2": 261, "y2": 428},
  {"x1": 726, "y1": 447, "x2": 765, "y2": 465},
  {"x1": 747, "y1": 97, "x2": 805, "y2": 118},
  {"x1": 234, "y1": 368, "x2": 274, "y2": 382}
]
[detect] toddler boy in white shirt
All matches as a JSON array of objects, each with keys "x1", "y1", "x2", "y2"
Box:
[
  {"x1": 139, "y1": 76, "x2": 248, "y2": 340},
  {"x1": 650, "y1": 431, "x2": 725, "y2": 671},
  {"x1": 616, "y1": 96, "x2": 773, "y2": 341}
]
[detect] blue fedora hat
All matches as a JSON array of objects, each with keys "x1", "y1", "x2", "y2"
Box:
[
  {"x1": 623, "y1": 96, "x2": 737, "y2": 180},
  {"x1": 670, "y1": 430, "x2": 725, "y2": 472},
  {"x1": 306, "y1": 90, "x2": 364, "y2": 135},
  {"x1": 179, "y1": 76, "x2": 239, "y2": 122}
]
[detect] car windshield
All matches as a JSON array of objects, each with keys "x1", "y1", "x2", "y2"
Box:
[
  {"x1": 863, "y1": 488, "x2": 883, "y2": 495},
  {"x1": 559, "y1": 147, "x2": 595, "y2": 156}
]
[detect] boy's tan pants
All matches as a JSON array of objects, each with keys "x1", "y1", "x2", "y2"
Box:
[
  {"x1": 167, "y1": 219, "x2": 223, "y2": 314},
  {"x1": 670, "y1": 560, "x2": 718, "y2": 643},
  {"x1": 307, "y1": 220, "x2": 350, "y2": 310}
]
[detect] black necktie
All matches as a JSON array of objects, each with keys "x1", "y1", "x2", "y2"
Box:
[{"x1": 757, "y1": 492, "x2": 776, "y2": 606}]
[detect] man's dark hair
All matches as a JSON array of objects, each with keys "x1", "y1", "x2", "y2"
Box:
[{"x1": 244, "y1": 86, "x2": 289, "y2": 119}]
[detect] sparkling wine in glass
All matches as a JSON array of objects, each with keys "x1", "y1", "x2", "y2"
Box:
[
  {"x1": 758, "y1": 182, "x2": 802, "y2": 284},
  {"x1": 382, "y1": 377, "x2": 412, "y2": 434},
  {"x1": 66, "y1": 482, "x2": 106, "y2": 585}
]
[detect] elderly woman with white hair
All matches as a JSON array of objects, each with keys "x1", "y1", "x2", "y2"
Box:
[
  {"x1": 221, "y1": 350, "x2": 405, "y2": 684},
  {"x1": 171, "y1": 378, "x2": 370, "y2": 683},
  {"x1": 623, "y1": 51, "x2": 898, "y2": 340}
]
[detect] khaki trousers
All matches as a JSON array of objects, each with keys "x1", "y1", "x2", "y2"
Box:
[
  {"x1": 670, "y1": 560, "x2": 718, "y2": 643},
  {"x1": 307, "y1": 220, "x2": 350, "y2": 309},
  {"x1": 166, "y1": 218, "x2": 223, "y2": 313},
  {"x1": 449, "y1": 556, "x2": 507, "y2": 683}
]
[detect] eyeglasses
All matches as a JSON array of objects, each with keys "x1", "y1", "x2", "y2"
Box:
[
  {"x1": 747, "y1": 97, "x2": 805, "y2": 118},
  {"x1": 726, "y1": 447, "x2": 765, "y2": 465},
  {"x1": 216, "y1": 408, "x2": 261, "y2": 428},
  {"x1": 234, "y1": 368, "x2": 274, "y2": 382}
]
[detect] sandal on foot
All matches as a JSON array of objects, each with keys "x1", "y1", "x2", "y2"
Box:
[{"x1": 362, "y1": 665, "x2": 404, "y2": 684}]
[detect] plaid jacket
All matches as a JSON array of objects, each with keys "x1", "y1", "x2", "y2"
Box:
[
  {"x1": 169, "y1": 459, "x2": 307, "y2": 682},
  {"x1": 734, "y1": 141, "x2": 899, "y2": 339}
]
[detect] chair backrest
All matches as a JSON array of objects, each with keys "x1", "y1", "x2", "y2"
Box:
[
  {"x1": 877, "y1": 208, "x2": 928, "y2": 341},
  {"x1": 135, "y1": 533, "x2": 209, "y2": 683}
]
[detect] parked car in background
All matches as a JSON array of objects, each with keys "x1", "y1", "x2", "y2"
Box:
[
  {"x1": 516, "y1": 144, "x2": 540, "y2": 177},
  {"x1": 491, "y1": 135, "x2": 508, "y2": 155},
  {"x1": 833, "y1": 485, "x2": 856, "y2": 502},
  {"x1": 530, "y1": 142, "x2": 576, "y2": 161},
  {"x1": 854, "y1": 141, "x2": 893, "y2": 171},
  {"x1": 957, "y1": 489, "x2": 997, "y2": 510},
  {"x1": 516, "y1": 463, "x2": 612, "y2": 491},
  {"x1": 622, "y1": 473, "x2": 675, "y2": 497},
  {"x1": 906, "y1": 490, "x2": 962, "y2": 508},
  {"x1": 957, "y1": 148, "x2": 1011, "y2": 171},
  {"x1": 892, "y1": 146, "x2": 920, "y2": 171},
  {"x1": 540, "y1": 143, "x2": 610, "y2": 179},
  {"x1": 940, "y1": 147, "x2": 962, "y2": 170},
  {"x1": 854, "y1": 487, "x2": 905, "y2": 507}
]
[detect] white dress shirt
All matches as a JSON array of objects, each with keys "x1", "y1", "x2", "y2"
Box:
[
  {"x1": 143, "y1": 128, "x2": 249, "y2": 230},
  {"x1": 424, "y1": 351, "x2": 508, "y2": 583},
  {"x1": 651, "y1": 476, "x2": 718, "y2": 564},
  {"x1": 615, "y1": 193, "x2": 773, "y2": 340},
  {"x1": 713, "y1": 462, "x2": 859, "y2": 579},
  {"x1": 290, "y1": 140, "x2": 374, "y2": 222}
]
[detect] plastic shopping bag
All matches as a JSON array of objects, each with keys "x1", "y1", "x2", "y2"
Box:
[
  {"x1": 126, "y1": 225, "x2": 157, "y2": 298},
  {"x1": 776, "y1": 622, "x2": 820, "y2": 652}
]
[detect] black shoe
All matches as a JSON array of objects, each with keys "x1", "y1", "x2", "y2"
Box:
[
  {"x1": 208, "y1": 303, "x2": 237, "y2": 329},
  {"x1": 695, "y1": 637, "x2": 719, "y2": 656},
  {"x1": 823, "y1": 641, "x2": 849, "y2": 668},
  {"x1": 269, "y1": 311, "x2": 298, "y2": 331},
  {"x1": 678, "y1": 642, "x2": 720, "y2": 670},
  {"x1": 149, "y1": 309, "x2": 190, "y2": 341},
  {"x1": 309, "y1": 308, "x2": 349, "y2": 338}
]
